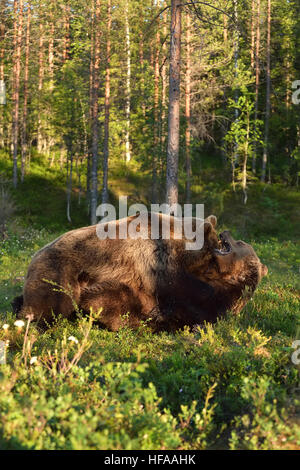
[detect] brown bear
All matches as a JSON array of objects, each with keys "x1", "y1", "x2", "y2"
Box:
[{"x1": 13, "y1": 213, "x2": 267, "y2": 332}]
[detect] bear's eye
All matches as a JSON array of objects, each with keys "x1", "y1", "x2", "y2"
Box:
[{"x1": 237, "y1": 241, "x2": 244, "y2": 246}]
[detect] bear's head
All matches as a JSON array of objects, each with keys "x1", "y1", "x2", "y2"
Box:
[
  {"x1": 214, "y1": 230, "x2": 268, "y2": 282},
  {"x1": 185, "y1": 216, "x2": 268, "y2": 313}
]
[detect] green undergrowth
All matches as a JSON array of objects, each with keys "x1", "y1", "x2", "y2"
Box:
[{"x1": 0, "y1": 152, "x2": 299, "y2": 449}]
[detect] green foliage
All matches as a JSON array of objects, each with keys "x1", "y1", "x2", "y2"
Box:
[{"x1": 0, "y1": 195, "x2": 300, "y2": 449}]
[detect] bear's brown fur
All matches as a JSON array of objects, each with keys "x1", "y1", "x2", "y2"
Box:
[{"x1": 13, "y1": 213, "x2": 267, "y2": 331}]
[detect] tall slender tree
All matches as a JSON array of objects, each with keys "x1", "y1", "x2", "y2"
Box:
[
  {"x1": 37, "y1": 11, "x2": 44, "y2": 153},
  {"x1": 125, "y1": 0, "x2": 131, "y2": 163},
  {"x1": 0, "y1": 1, "x2": 6, "y2": 148},
  {"x1": 102, "y1": 0, "x2": 111, "y2": 205},
  {"x1": 166, "y1": 0, "x2": 181, "y2": 208},
  {"x1": 261, "y1": 0, "x2": 271, "y2": 183},
  {"x1": 185, "y1": 11, "x2": 192, "y2": 203},
  {"x1": 90, "y1": 0, "x2": 101, "y2": 225},
  {"x1": 152, "y1": 1, "x2": 160, "y2": 203},
  {"x1": 12, "y1": 0, "x2": 24, "y2": 187},
  {"x1": 252, "y1": 0, "x2": 261, "y2": 174},
  {"x1": 21, "y1": 1, "x2": 31, "y2": 182}
]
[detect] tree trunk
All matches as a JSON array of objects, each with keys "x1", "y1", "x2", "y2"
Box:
[
  {"x1": 125, "y1": 0, "x2": 131, "y2": 163},
  {"x1": 139, "y1": 32, "x2": 146, "y2": 118},
  {"x1": 102, "y1": 0, "x2": 111, "y2": 205},
  {"x1": 250, "y1": 0, "x2": 256, "y2": 69},
  {"x1": 63, "y1": 2, "x2": 70, "y2": 63},
  {"x1": 185, "y1": 11, "x2": 192, "y2": 204},
  {"x1": 87, "y1": 0, "x2": 95, "y2": 200},
  {"x1": 160, "y1": 6, "x2": 168, "y2": 170},
  {"x1": 21, "y1": 2, "x2": 31, "y2": 182},
  {"x1": 12, "y1": 0, "x2": 24, "y2": 188},
  {"x1": 233, "y1": 0, "x2": 239, "y2": 167},
  {"x1": 37, "y1": 16, "x2": 44, "y2": 153},
  {"x1": 242, "y1": 112, "x2": 250, "y2": 205},
  {"x1": 252, "y1": 0, "x2": 260, "y2": 174},
  {"x1": 223, "y1": 13, "x2": 228, "y2": 43},
  {"x1": 66, "y1": 148, "x2": 73, "y2": 223},
  {"x1": 152, "y1": 10, "x2": 160, "y2": 204},
  {"x1": 48, "y1": 15, "x2": 54, "y2": 90},
  {"x1": 0, "y1": 3, "x2": 6, "y2": 149},
  {"x1": 90, "y1": 0, "x2": 101, "y2": 225},
  {"x1": 261, "y1": 0, "x2": 271, "y2": 183},
  {"x1": 166, "y1": 0, "x2": 181, "y2": 208}
]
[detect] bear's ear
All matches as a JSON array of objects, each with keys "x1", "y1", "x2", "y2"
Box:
[
  {"x1": 261, "y1": 263, "x2": 268, "y2": 277},
  {"x1": 206, "y1": 215, "x2": 217, "y2": 228}
]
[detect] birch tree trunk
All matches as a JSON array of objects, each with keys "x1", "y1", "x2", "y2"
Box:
[
  {"x1": 102, "y1": 0, "x2": 111, "y2": 205},
  {"x1": 90, "y1": 0, "x2": 101, "y2": 225},
  {"x1": 12, "y1": 0, "x2": 23, "y2": 188},
  {"x1": 125, "y1": 0, "x2": 131, "y2": 163},
  {"x1": 261, "y1": 0, "x2": 271, "y2": 183},
  {"x1": 166, "y1": 0, "x2": 181, "y2": 208}
]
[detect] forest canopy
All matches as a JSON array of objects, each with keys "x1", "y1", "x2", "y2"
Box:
[{"x1": 0, "y1": 0, "x2": 299, "y2": 222}]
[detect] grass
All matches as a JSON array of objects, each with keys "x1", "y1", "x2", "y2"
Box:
[{"x1": 0, "y1": 152, "x2": 300, "y2": 449}]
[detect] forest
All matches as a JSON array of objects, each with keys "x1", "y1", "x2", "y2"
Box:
[{"x1": 0, "y1": 0, "x2": 299, "y2": 451}]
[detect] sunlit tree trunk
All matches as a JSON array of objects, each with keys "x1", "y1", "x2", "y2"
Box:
[
  {"x1": 66, "y1": 146, "x2": 73, "y2": 223},
  {"x1": 37, "y1": 16, "x2": 44, "y2": 153},
  {"x1": 250, "y1": 0, "x2": 256, "y2": 69},
  {"x1": 223, "y1": 13, "x2": 228, "y2": 43},
  {"x1": 252, "y1": 0, "x2": 260, "y2": 174},
  {"x1": 232, "y1": 0, "x2": 239, "y2": 171},
  {"x1": 185, "y1": 11, "x2": 192, "y2": 204},
  {"x1": 12, "y1": 0, "x2": 23, "y2": 188},
  {"x1": 87, "y1": 0, "x2": 95, "y2": 198},
  {"x1": 166, "y1": 0, "x2": 181, "y2": 208},
  {"x1": 152, "y1": 7, "x2": 160, "y2": 204},
  {"x1": 261, "y1": 0, "x2": 271, "y2": 183},
  {"x1": 21, "y1": 2, "x2": 31, "y2": 182},
  {"x1": 90, "y1": 0, "x2": 101, "y2": 225},
  {"x1": 242, "y1": 111, "x2": 250, "y2": 205},
  {"x1": 139, "y1": 32, "x2": 146, "y2": 118},
  {"x1": 160, "y1": 6, "x2": 168, "y2": 167},
  {"x1": 125, "y1": 0, "x2": 131, "y2": 163},
  {"x1": 48, "y1": 13, "x2": 54, "y2": 90},
  {"x1": 102, "y1": 0, "x2": 111, "y2": 205},
  {"x1": 62, "y1": 2, "x2": 70, "y2": 63},
  {"x1": 0, "y1": 2, "x2": 6, "y2": 149}
]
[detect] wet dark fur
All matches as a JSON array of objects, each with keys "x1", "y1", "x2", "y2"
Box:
[{"x1": 12, "y1": 214, "x2": 267, "y2": 332}]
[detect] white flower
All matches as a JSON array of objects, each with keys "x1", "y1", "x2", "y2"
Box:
[
  {"x1": 68, "y1": 336, "x2": 79, "y2": 344},
  {"x1": 2, "y1": 324, "x2": 9, "y2": 330},
  {"x1": 30, "y1": 356, "x2": 38, "y2": 365},
  {"x1": 14, "y1": 320, "x2": 25, "y2": 328}
]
